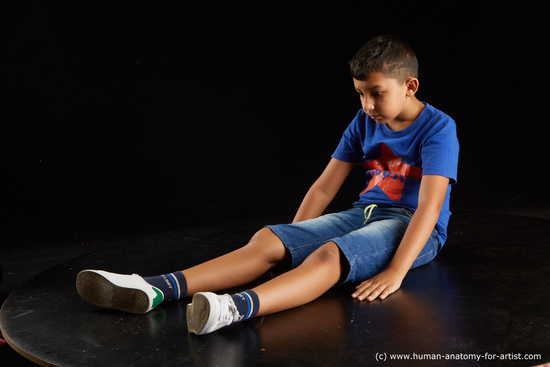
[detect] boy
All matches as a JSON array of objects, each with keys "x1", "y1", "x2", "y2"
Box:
[{"x1": 76, "y1": 35, "x2": 459, "y2": 335}]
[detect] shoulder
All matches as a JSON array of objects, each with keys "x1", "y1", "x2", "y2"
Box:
[
  {"x1": 342, "y1": 109, "x2": 371, "y2": 138},
  {"x1": 421, "y1": 104, "x2": 456, "y2": 129},
  {"x1": 413, "y1": 104, "x2": 458, "y2": 142},
  {"x1": 349, "y1": 109, "x2": 368, "y2": 127}
]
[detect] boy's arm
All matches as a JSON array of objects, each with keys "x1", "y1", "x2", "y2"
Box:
[
  {"x1": 352, "y1": 174, "x2": 450, "y2": 301},
  {"x1": 293, "y1": 158, "x2": 356, "y2": 223}
]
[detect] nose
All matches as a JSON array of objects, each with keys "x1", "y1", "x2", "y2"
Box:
[{"x1": 362, "y1": 97, "x2": 375, "y2": 114}]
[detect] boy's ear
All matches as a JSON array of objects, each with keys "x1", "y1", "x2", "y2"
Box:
[{"x1": 405, "y1": 77, "x2": 419, "y2": 96}]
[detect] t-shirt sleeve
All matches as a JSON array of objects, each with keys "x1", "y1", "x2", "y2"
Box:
[
  {"x1": 332, "y1": 112, "x2": 365, "y2": 164},
  {"x1": 421, "y1": 118, "x2": 459, "y2": 184}
]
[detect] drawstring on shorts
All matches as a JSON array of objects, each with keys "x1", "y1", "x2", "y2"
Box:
[{"x1": 363, "y1": 204, "x2": 378, "y2": 224}]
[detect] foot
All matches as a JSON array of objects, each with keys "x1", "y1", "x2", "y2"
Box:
[
  {"x1": 76, "y1": 270, "x2": 164, "y2": 314},
  {"x1": 187, "y1": 292, "x2": 242, "y2": 335}
]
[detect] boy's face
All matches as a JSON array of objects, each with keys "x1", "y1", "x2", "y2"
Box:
[{"x1": 353, "y1": 72, "x2": 420, "y2": 131}]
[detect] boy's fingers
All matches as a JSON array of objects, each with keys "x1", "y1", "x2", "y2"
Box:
[
  {"x1": 379, "y1": 288, "x2": 391, "y2": 300},
  {"x1": 354, "y1": 283, "x2": 381, "y2": 301},
  {"x1": 358, "y1": 282, "x2": 396, "y2": 301},
  {"x1": 366, "y1": 285, "x2": 385, "y2": 301},
  {"x1": 355, "y1": 278, "x2": 373, "y2": 289},
  {"x1": 352, "y1": 280, "x2": 372, "y2": 297}
]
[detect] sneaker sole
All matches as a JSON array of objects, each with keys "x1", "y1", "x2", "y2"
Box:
[
  {"x1": 76, "y1": 270, "x2": 150, "y2": 314},
  {"x1": 187, "y1": 293, "x2": 220, "y2": 335}
]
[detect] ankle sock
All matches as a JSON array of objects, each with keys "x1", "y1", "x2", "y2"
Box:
[
  {"x1": 231, "y1": 290, "x2": 260, "y2": 320},
  {"x1": 144, "y1": 272, "x2": 187, "y2": 302}
]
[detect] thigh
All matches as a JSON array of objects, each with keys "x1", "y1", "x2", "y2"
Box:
[{"x1": 267, "y1": 207, "x2": 366, "y2": 269}]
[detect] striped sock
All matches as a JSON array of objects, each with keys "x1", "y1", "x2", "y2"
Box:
[
  {"x1": 231, "y1": 290, "x2": 260, "y2": 320},
  {"x1": 144, "y1": 272, "x2": 187, "y2": 302}
]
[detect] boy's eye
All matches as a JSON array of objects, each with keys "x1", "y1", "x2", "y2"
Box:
[{"x1": 372, "y1": 92, "x2": 383, "y2": 97}]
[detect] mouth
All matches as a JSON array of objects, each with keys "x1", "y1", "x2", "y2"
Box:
[{"x1": 369, "y1": 115, "x2": 382, "y2": 121}]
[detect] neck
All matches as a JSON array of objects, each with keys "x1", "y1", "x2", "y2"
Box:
[{"x1": 387, "y1": 97, "x2": 425, "y2": 131}]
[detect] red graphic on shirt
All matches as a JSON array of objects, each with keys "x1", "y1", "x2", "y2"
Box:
[{"x1": 361, "y1": 143, "x2": 422, "y2": 201}]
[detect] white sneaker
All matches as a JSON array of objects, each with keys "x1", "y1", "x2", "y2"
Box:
[
  {"x1": 76, "y1": 270, "x2": 164, "y2": 314},
  {"x1": 187, "y1": 292, "x2": 242, "y2": 335}
]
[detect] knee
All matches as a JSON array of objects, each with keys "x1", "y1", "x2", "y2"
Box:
[
  {"x1": 245, "y1": 228, "x2": 288, "y2": 264},
  {"x1": 311, "y1": 242, "x2": 342, "y2": 265},
  {"x1": 249, "y1": 227, "x2": 274, "y2": 242},
  {"x1": 248, "y1": 228, "x2": 279, "y2": 251}
]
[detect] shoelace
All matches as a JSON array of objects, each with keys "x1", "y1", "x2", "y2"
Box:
[
  {"x1": 216, "y1": 294, "x2": 242, "y2": 327},
  {"x1": 363, "y1": 204, "x2": 378, "y2": 224}
]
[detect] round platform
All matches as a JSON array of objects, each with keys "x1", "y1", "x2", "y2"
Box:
[{"x1": 1, "y1": 213, "x2": 549, "y2": 366}]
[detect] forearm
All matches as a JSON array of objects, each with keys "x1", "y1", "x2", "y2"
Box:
[
  {"x1": 292, "y1": 184, "x2": 334, "y2": 223},
  {"x1": 387, "y1": 175, "x2": 448, "y2": 277},
  {"x1": 352, "y1": 202, "x2": 442, "y2": 301},
  {"x1": 385, "y1": 203, "x2": 441, "y2": 277},
  {"x1": 292, "y1": 158, "x2": 356, "y2": 223}
]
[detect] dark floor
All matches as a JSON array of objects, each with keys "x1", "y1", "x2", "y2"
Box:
[
  {"x1": 0, "y1": 230, "x2": 152, "y2": 367},
  {"x1": 1, "y1": 207, "x2": 550, "y2": 366}
]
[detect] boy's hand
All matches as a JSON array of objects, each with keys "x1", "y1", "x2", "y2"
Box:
[{"x1": 351, "y1": 268, "x2": 404, "y2": 301}]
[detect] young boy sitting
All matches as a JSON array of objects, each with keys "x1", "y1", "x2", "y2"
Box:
[{"x1": 76, "y1": 35, "x2": 459, "y2": 335}]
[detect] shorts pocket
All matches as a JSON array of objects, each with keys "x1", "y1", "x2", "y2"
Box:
[{"x1": 400, "y1": 207, "x2": 415, "y2": 218}]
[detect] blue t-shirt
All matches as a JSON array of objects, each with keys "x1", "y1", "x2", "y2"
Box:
[{"x1": 332, "y1": 103, "x2": 459, "y2": 246}]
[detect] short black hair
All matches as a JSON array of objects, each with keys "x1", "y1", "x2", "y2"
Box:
[{"x1": 349, "y1": 35, "x2": 418, "y2": 83}]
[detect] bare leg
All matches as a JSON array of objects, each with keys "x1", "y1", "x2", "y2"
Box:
[
  {"x1": 185, "y1": 240, "x2": 347, "y2": 335},
  {"x1": 253, "y1": 241, "x2": 345, "y2": 316},
  {"x1": 182, "y1": 228, "x2": 290, "y2": 296}
]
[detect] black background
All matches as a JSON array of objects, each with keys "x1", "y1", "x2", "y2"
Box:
[{"x1": 3, "y1": 1, "x2": 548, "y2": 247}]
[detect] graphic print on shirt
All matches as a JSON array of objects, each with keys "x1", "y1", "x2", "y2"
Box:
[{"x1": 361, "y1": 143, "x2": 422, "y2": 201}]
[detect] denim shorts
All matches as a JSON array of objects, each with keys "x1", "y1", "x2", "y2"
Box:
[{"x1": 267, "y1": 206, "x2": 441, "y2": 285}]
